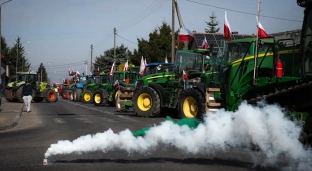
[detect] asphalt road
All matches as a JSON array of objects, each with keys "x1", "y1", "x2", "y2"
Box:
[{"x1": 0, "y1": 99, "x2": 302, "y2": 171}]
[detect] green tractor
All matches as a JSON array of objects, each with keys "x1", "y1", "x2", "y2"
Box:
[
  {"x1": 92, "y1": 66, "x2": 140, "y2": 107},
  {"x1": 4, "y1": 72, "x2": 57, "y2": 103},
  {"x1": 115, "y1": 62, "x2": 176, "y2": 112},
  {"x1": 82, "y1": 73, "x2": 110, "y2": 103},
  {"x1": 71, "y1": 75, "x2": 96, "y2": 102}
]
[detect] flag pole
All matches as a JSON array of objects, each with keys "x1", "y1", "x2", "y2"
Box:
[{"x1": 253, "y1": 0, "x2": 261, "y2": 86}]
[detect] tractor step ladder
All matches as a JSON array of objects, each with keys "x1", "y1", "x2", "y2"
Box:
[{"x1": 206, "y1": 87, "x2": 224, "y2": 113}]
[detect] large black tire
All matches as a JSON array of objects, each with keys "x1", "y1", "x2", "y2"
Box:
[
  {"x1": 178, "y1": 88, "x2": 206, "y2": 119},
  {"x1": 4, "y1": 88, "x2": 14, "y2": 102},
  {"x1": 73, "y1": 88, "x2": 82, "y2": 101},
  {"x1": 132, "y1": 87, "x2": 161, "y2": 117},
  {"x1": 45, "y1": 89, "x2": 57, "y2": 102},
  {"x1": 16, "y1": 86, "x2": 24, "y2": 103},
  {"x1": 83, "y1": 89, "x2": 93, "y2": 103}
]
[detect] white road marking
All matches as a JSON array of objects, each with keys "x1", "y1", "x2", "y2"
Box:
[
  {"x1": 60, "y1": 99, "x2": 138, "y2": 122},
  {"x1": 54, "y1": 118, "x2": 66, "y2": 124},
  {"x1": 75, "y1": 118, "x2": 93, "y2": 123}
]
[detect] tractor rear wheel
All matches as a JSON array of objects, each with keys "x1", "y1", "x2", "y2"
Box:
[
  {"x1": 45, "y1": 89, "x2": 57, "y2": 102},
  {"x1": 83, "y1": 89, "x2": 93, "y2": 103},
  {"x1": 16, "y1": 86, "x2": 24, "y2": 103},
  {"x1": 178, "y1": 88, "x2": 206, "y2": 119},
  {"x1": 132, "y1": 87, "x2": 160, "y2": 117},
  {"x1": 4, "y1": 88, "x2": 14, "y2": 102},
  {"x1": 73, "y1": 88, "x2": 82, "y2": 101}
]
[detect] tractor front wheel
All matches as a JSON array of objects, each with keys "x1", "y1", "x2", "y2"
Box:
[
  {"x1": 132, "y1": 87, "x2": 160, "y2": 117},
  {"x1": 67, "y1": 90, "x2": 73, "y2": 100},
  {"x1": 178, "y1": 88, "x2": 206, "y2": 119},
  {"x1": 4, "y1": 88, "x2": 14, "y2": 102},
  {"x1": 16, "y1": 86, "x2": 24, "y2": 103},
  {"x1": 83, "y1": 89, "x2": 93, "y2": 103},
  {"x1": 93, "y1": 90, "x2": 104, "y2": 106}
]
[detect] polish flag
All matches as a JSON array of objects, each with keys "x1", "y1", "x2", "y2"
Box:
[
  {"x1": 68, "y1": 68, "x2": 70, "y2": 75},
  {"x1": 256, "y1": 16, "x2": 269, "y2": 38},
  {"x1": 139, "y1": 56, "x2": 145, "y2": 75},
  {"x1": 113, "y1": 79, "x2": 119, "y2": 87},
  {"x1": 76, "y1": 71, "x2": 80, "y2": 77},
  {"x1": 97, "y1": 67, "x2": 100, "y2": 75},
  {"x1": 71, "y1": 68, "x2": 74, "y2": 74},
  {"x1": 178, "y1": 28, "x2": 194, "y2": 42},
  {"x1": 182, "y1": 70, "x2": 188, "y2": 80},
  {"x1": 224, "y1": 11, "x2": 232, "y2": 41},
  {"x1": 109, "y1": 62, "x2": 115, "y2": 77},
  {"x1": 123, "y1": 60, "x2": 128, "y2": 71},
  {"x1": 202, "y1": 37, "x2": 208, "y2": 49},
  {"x1": 165, "y1": 55, "x2": 168, "y2": 63}
]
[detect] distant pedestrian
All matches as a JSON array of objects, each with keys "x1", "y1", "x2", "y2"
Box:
[
  {"x1": 0, "y1": 79, "x2": 4, "y2": 110},
  {"x1": 22, "y1": 80, "x2": 33, "y2": 112}
]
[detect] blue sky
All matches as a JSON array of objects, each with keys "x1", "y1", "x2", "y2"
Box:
[{"x1": 1, "y1": 0, "x2": 303, "y2": 83}]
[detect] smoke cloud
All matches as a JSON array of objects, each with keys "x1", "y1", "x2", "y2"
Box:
[{"x1": 44, "y1": 102, "x2": 311, "y2": 169}]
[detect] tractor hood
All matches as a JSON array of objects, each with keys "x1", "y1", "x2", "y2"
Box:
[{"x1": 137, "y1": 72, "x2": 175, "y2": 87}]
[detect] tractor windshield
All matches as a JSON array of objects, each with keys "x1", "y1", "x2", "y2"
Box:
[
  {"x1": 113, "y1": 73, "x2": 125, "y2": 82},
  {"x1": 175, "y1": 51, "x2": 203, "y2": 72},
  {"x1": 225, "y1": 42, "x2": 251, "y2": 63},
  {"x1": 100, "y1": 75, "x2": 109, "y2": 84}
]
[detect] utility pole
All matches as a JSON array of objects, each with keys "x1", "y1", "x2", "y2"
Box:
[
  {"x1": 84, "y1": 60, "x2": 88, "y2": 75},
  {"x1": 171, "y1": 0, "x2": 175, "y2": 63},
  {"x1": 114, "y1": 27, "x2": 116, "y2": 64},
  {"x1": 41, "y1": 64, "x2": 42, "y2": 82},
  {"x1": 90, "y1": 44, "x2": 93, "y2": 74},
  {"x1": 253, "y1": 0, "x2": 261, "y2": 86}
]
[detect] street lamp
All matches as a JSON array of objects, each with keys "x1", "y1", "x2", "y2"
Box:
[
  {"x1": 22, "y1": 54, "x2": 30, "y2": 72},
  {"x1": 0, "y1": 0, "x2": 12, "y2": 83},
  {"x1": 16, "y1": 41, "x2": 30, "y2": 81}
]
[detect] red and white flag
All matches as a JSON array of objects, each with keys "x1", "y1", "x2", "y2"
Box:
[
  {"x1": 182, "y1": 70, "x2": 188, "y2": 80},
  {"x1": 123, "y1": 60, "x2": 128, "y2": 71},
  {"x1": 71, "y1": 68, "x2": 74, "y2": 74},
  {"x1": 224, "y1": 11, "x2": 232, "y2": 41},
  {"x1": 178, "y1": 28, "x2": 194, "y2": 42},
  {"x1": 109, "y1": 62, "x2": 115, "y2": 77},
  {"x1": 256, "y1": 16, "x2": 269, "y2": 38},
  {"x1": 139, "y1": 56, "x2": 145, "y2": 75},
  {"x1": 202, "y1": 37, "x2": 208, "y2": 49},
  {"x1": 97, "y1": 67, "x2": 100, "y2": 75},
  {"x1": 76, "y1": 71, "x2": 80, "y2": 77},
  {"x1": 68, "y1": 68, "x2": 70, "y2": 75}
]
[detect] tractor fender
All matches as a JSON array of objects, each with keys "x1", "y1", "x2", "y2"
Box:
[
  {"x1": 148, "y1": 84, "x2": 168, "y2": 107},
  {"x1": 192, "y1": 83, "x2": 206, "y2": 97},
  {"x1": 99, "y1": 88, "x2": 108, "y2": 99}
]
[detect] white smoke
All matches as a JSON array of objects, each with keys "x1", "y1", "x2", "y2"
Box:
[{"x1": 44, "y1": 102, "x2": 311, "y2": 169}]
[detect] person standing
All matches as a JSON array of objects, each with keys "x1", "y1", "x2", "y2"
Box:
[
  {"x1": 0, "y1": 79, "x2": 3, "y2": 110},
  {"x1": 22, "y1": 81, "x2": 33, "y2": 112}
]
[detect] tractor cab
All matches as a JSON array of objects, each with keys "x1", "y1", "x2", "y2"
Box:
[{"x1": 14, "y1": 72, "x2": 38, "y2": 88}]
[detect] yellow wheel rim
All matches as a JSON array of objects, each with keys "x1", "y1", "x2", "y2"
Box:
[
  {"x1": 137, "y1": 93, "x2": 152, "y2": 111},
  {"x1": 94, "y1": 94, "x2": 101, "y2": 104},
  {"x1": 84, "y1": 92, "x2": 91, "y2": 101},
  {"x1": 115, "y1": 90, "x2": 119, "y2": 99},
  {"x1": 183, "y1": 96, "x2": 198, "y2": 118}
]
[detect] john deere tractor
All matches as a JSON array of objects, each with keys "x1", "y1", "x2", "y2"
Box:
[
  {"x1": 115, "y1": 62, "x2": 175, "y2": 112},
  {"x1": 82, "y1": 73, "x2": 110, "y2": 103},
  {"x1": 92, "y1": 66, "x2": 140, "y2": 107},
  {"x1": 4, "y1": 72, "x2": 57, "y2": 103},
  {"x1": 72, "y1": 75, "x2": 95, "y2": 102}
]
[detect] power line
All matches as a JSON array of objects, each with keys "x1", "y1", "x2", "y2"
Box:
[
  {"x1": 185, "y1": 0, "x2": 302, "y2": 22},
  {"x1": 93, "y1": 31, "x2": 114, "y2": 47},
  {"x1": 118, "y1": 0, "x2": 169, "y2": 33},
  {"x1": 117, "y1": 34, "x2": 138, "y2": 45}
]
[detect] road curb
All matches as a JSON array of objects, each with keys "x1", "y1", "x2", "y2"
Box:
[{"x1": 0, "y1": 104, "x2": 24, "y2": 131}]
